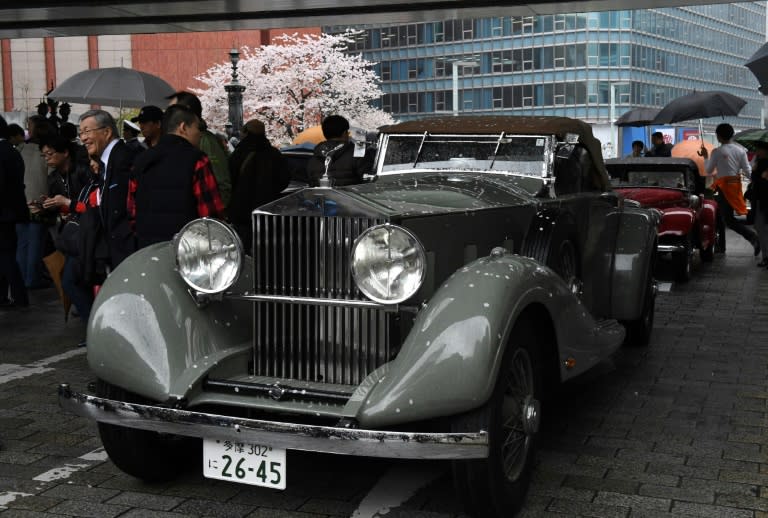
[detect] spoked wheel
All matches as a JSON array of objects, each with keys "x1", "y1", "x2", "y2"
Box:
[
  {"x1": 96, "y1": 380, "x2": 199, "y2": 482},
  {"x1": 522, "y1": 211, "x2": 582, "y2": 297},
  {"x1": 452, "y1": 322, "x2": 541, "y2": 518},
  {"x1": 555, "y1": 239, "x2": 582, "y2": 296}
]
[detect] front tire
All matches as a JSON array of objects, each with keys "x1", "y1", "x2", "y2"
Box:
[
  {"x1": 96, "y1": 379, "x2": 199, "y2": 482},
  {"x1": 451, "y1": 322, "x2": 542, "y2": 517},
  {"x1": 673, "y1": 241, "x2": 693, "y2": 282}
]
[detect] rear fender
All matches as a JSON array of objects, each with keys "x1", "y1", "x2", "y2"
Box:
[
  {"x1": 611, "y1": 206, "x2": 658, "y2": 320},
  {"x1": 87, "y1": 244, "x2": 253, "y2": 402},
  {"x1": 354, "y1": 251, "x2": 604, "y2": 428}
]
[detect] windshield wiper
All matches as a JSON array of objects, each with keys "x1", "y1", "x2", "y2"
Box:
[
  {"x1": 412, "y1": 131, "x2": 429, "y2": 168},
  {"x1": 488, "y1": 131, "x2": 506, "y2": 170}
]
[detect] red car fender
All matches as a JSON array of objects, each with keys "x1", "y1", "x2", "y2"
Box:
[
  {"x1": 658, "y1": 207, "x2": 695, "y2": 238},
  {"x1": 697, "y1": 199, "x2": 718, "y2": 250}
]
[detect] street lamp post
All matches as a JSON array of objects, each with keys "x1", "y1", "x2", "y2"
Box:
[
  {"x1": 225, "y1": 47, "x2": 246, "y2": 140},
  {"x1": 610, "y1": 82, "x2": 629, "y2": 158}
]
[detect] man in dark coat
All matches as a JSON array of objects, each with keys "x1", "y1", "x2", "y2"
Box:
[
  {"x1": 77, "y1": 109, "x2": 139, "y2": 282},
  {"x1": 228, "y1": 119, "x2": 290, "y2": 251},
  {"x1": 0, "y1": 115, "x2": 29, "y2": 308},
  {"x1": 129, "y1": 104, "x2": 224, "y2": 249},
  {"x1": 306, "y1": 115, "x2": 374, "y2": 187},
  {"x1": 645, "y1": 131, "x2": 673, "y2": 157}
]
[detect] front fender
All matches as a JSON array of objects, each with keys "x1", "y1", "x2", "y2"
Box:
[
  {"x1": 658, "y1": 208, "x2": 695, "y2": 239},
  {"x1": 86, "y1": 244, "x2": 253, "y2": 402},
  {"x1": 356, "y1": 252, "x2": 606, "y2": 428},
  {"x1": 698, "y1": 200, "x2": 718, "y2": 249}
]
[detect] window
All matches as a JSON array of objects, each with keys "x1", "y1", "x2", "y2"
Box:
[
  {"x1": 462, "y1": 19, "x2": 473, "y2": 39},
  {"x1": 522, "y1": 85, "x2": 534, "y2": 107},
  {"x1": 491, "y1": 17, "x2": 503, "y2": 37},
  {"x1": 435, "y1": 58, "x2": 447, "y2": 78},
  {"x1": 493, "y1": 87, "x2": 503, "y2": 108},
  {"x1": 554, "y1": 83, "x2": 565, "y2": 105},
  {"x1": 433, "y1": 21, "x2": 444, "y2": 42},
  {"x1": 554, "y1": 46, "x2": 566, "y2": 68},
  {"x1": 407, "y1": 60, "x2": 417, "y2": 79},
  {"x1": 435, "y1": 91, "x2": 447, "y2": 112}
]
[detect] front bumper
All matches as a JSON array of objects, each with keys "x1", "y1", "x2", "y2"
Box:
[
  {"x1": 657, "y1": 243, "x2": 687, "y2": 253},
  {"x1": 58, "y1": 384, "x2": 488, "y2": 460}
]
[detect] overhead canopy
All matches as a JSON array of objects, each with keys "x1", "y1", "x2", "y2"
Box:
[{"x1": 0, "y1": 0, "x2": 743, "y2": 38}]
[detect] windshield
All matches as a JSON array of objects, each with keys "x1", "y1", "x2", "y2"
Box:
[
  {"x1": 611, "y1": 170, "x2": 688, "y2": 189},
  {"x1": 379, "y1": 134, "x2": 550, "y2": 177}
]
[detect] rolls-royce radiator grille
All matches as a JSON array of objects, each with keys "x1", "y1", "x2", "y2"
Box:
[{"x1": 252, "y1": 214, "x2": 390, "y2": 386}]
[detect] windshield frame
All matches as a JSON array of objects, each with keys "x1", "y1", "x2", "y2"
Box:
[{"x1": 374, "y1": 132, "x2": 556, "y2": 180}]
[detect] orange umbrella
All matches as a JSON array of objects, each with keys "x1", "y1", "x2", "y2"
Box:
[
  {"x1": 42, "y1": 250, "x2": 71, "y2": 321},
  {"x1": 671, "y1": 139, "x2": 714, "y2": 177},
  {"x1": 292, "y1": 126, "x2": 325, "y2": 146}
]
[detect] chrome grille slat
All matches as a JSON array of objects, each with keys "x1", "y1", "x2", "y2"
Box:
[{"x1": 252, "y1": 213, "x2": 389, "y2": 386}]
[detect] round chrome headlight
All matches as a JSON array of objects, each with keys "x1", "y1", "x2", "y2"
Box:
[
  {"x1": 351, "y1": 224, "x2": 426, "y2": 304},
  {"x1": 174, "y1": 218, "x2": 243, "y2": 294}
]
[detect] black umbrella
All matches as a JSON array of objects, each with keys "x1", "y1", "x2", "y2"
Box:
[
  {"x1": 733, "y1": 128, "x2": 768, "y2": 151},
  {"x1": 48, "y1": 67, "x2": 175, "y2": 108},
  {"x1": 745, "y1": 42, "x2": 768, "y2": 94},
  {"x1": 615, "y1": 107, "x2": 660, "y2": 127},
  {"x1": 652, "y1": 90, "x2": 747, "y2": 125}
]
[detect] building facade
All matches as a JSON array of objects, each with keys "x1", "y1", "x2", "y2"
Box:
[{"x1": 330, "y1": 3, "x2": 766, "y2": 156}]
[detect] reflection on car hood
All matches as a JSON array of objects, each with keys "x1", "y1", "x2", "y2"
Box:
[
  {"x1": 344, "y1": 172, "x2": 534, "y2": 217},
  {"x1": 257, "y1": 172, "x2": 535, "y2": 220}
]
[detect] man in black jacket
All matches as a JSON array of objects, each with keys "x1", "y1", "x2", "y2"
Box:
[
  {"x1": 130, "y1": 104, "x2": 224, "y2": 249},
  {"x1": 77, "y1": 109, "x2": 139, "y2": 282},
  {"x1": 306, "y1": 115, "x2": 374, "y2": 187},
  {"x1": 645, "y1": 131, "x2": 673, "y2": 157},
  {"x1": 0, "y1": 115, "x2": 29, "y2": 308},
  {"x1": 228, "y1": 119, "x2": 290, "y2": 251}
]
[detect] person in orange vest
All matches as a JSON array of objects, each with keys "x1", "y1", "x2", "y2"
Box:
[{"x1": 700, "y1": 123, "x2": 760, "y2": 256}]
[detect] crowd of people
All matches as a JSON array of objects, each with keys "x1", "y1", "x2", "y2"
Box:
[{"x1": 0, "y1": 92, "x2": 370, "y2": 346}]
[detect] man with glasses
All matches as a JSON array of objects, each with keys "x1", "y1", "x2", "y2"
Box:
[
  {"x1": 128, "y1": 104, "x2": 224, "y2": 249},
  {"x1": 77, "y1": 109, "x2": 140, "y2": 288}
]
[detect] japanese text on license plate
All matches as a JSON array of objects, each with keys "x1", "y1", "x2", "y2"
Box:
[{"x1": 203, "y1": 438, "x2": 286, "y2": 489}]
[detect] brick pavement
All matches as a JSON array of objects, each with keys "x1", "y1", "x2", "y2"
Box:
[{"x1": 0, "y1": 230, "x2": 766, "y2": 517}]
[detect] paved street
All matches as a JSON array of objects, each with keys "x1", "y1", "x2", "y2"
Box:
[{"x1": 1, "y1": 230, "x2": 767, "y2": 518}]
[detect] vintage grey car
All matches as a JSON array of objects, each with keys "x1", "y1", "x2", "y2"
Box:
[{"x1": 59, "y1": 115, "x2": 659, "y2": 517}]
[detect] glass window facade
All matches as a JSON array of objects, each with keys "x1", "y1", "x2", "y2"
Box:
[{"x1": 329, "y1": 3, "x2": 765, "y2": 130}]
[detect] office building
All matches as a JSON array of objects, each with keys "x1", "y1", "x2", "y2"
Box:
[{"x1": 330, "y1": 3, "x2": 765, "y2": 155}]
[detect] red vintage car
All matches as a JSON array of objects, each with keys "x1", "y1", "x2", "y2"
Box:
[{"x1": 606, "y1": 157, "x2": 718, "y2": 281}]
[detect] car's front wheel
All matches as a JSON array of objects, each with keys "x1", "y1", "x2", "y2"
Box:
[
  {"x1": 96, "y1": 379, "x2": 199, "y2": 482},
  {"x1": 622, "y1": 272, "x2": 656, "y2": 346},
  {"x1": 451, "y1": 322, "x2": 541, "y2": 518}
]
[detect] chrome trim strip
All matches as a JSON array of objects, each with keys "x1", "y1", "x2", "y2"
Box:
[
  {"x1": 58, "y1": 386, "x2": 488, "y2": 460},
  {"x1": 225, "y1": 293, "x2": 407, "y2": 312}
]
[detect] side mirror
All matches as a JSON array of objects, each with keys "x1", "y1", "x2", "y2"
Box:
[{"x1": 689, "y1": 194, "x2": 701, "y2": 209}]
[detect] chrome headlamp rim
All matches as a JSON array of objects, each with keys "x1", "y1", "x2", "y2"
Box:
[
  {"x1": 351, "y1": 223, "x2": 427, "y2": 305},
  {"x1": 173, "y1": 217, "x2": 244, "y2": 294}
]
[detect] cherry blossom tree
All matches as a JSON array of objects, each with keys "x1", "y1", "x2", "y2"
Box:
[{"x1": 192, "y1": 30, "x2": 395, "y2": 146}]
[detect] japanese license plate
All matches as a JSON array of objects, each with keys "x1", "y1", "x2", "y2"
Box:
[{"x1": 203, "y1": 438, "x2": 286, "y2": 489}]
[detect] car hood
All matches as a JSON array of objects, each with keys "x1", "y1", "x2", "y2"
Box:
[
  {"x1": 615, "y1": 187, "x2": 689, "y2": 209},
  {"x1": 258, "y1": 172, "x2": 536, "y2": 220}
]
